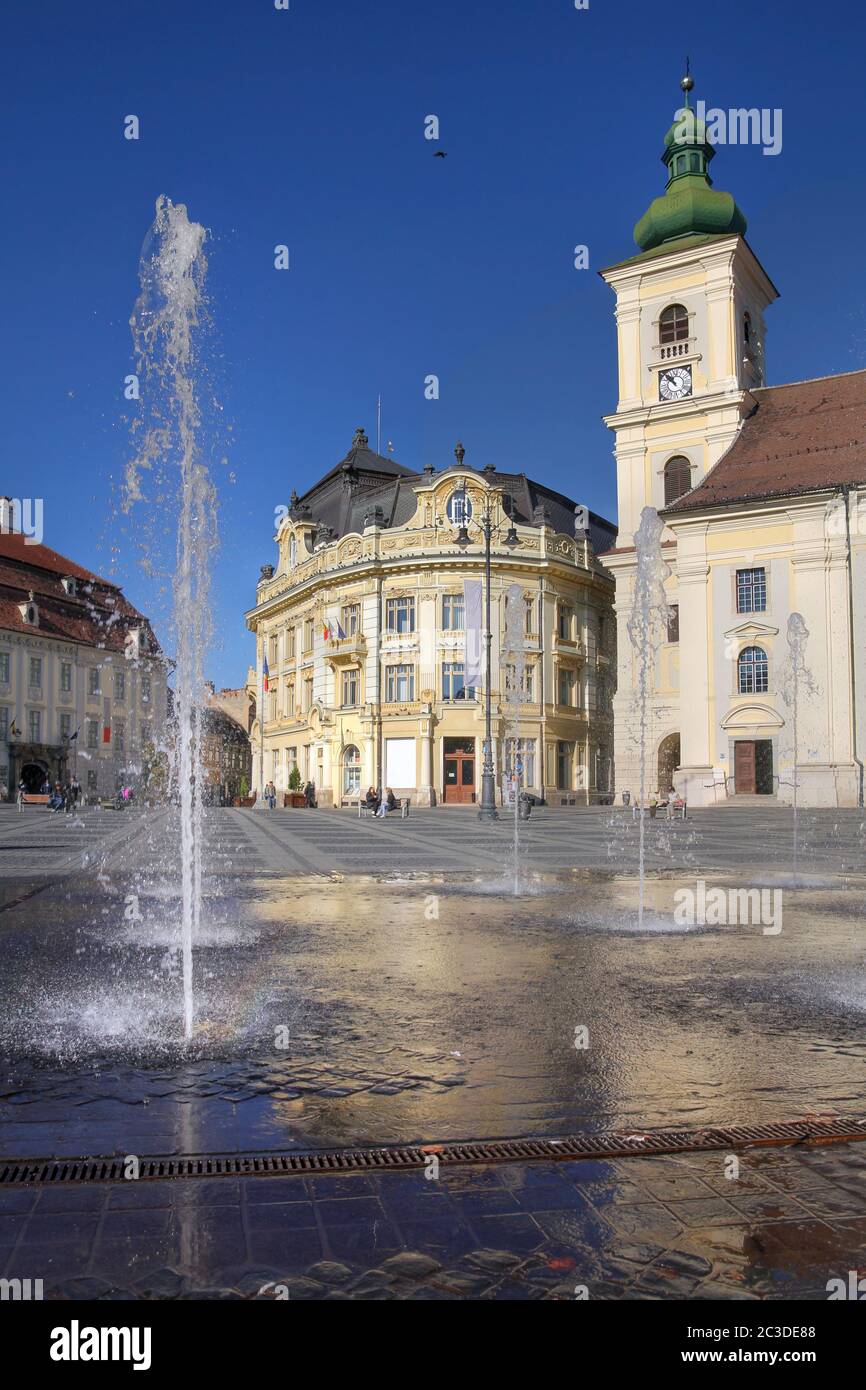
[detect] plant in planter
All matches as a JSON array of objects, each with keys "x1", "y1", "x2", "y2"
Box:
[{"x1": 287, "y1": 764, "x2": 305, "y2": 807}]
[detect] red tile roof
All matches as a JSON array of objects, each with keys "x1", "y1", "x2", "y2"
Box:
[
  {"x1": 0, "y1": 532, "x2": 160, "y2": 652},
  {"x1": 663, "y1": 369, "x2": 866, "y2": 514}
]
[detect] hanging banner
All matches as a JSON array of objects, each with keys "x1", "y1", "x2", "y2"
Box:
[{"x1": 464, "y1": 579, "x2": 483, "y2": 686}]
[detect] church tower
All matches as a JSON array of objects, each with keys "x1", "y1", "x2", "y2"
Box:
[{"x1": 601, "y1": 72, "x2": 778, "y2": 801}]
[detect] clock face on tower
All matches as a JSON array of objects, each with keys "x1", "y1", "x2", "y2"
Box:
[{"x1": 658, "y1": 365, "x2": 693, "y2": 402}]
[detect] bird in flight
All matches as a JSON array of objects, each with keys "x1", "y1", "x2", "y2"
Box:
[{"x1": 433, "y1": 150, "x2": 447, "y2": 158}]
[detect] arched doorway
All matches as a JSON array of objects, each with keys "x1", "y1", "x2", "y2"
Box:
[
  {"x1": 21, "y1": 761, "x2": 48, "y2": 793},
  {"x1": 657, "y1": 734, "x2": 680, "y2": 795},
  {"x1": 342, "y1": 744, "x2": 361, "y2": 796}
]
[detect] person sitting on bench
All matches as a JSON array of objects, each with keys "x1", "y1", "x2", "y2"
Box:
[
  {"x1": 376, "y1": 787, "x2": 397, "y2": 818},
  {"x1": 364, "y1": 786, "x2": 380, "y2": 814}
]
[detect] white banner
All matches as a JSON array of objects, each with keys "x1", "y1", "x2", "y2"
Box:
[{"x1": 464, "y1": 579, "x2": 483, "y2": 686}]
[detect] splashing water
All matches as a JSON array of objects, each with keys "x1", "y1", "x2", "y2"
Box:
[
  {"x1": 782, "y1": 612, "x2": 817, "y2": 886},
  {"x1": 127, "y1": 197, "x2": 217, "y2": 1038},
  {"x1": 627, "y1": 508, "x2": 672, "y2": 929},
  {"x1": 502, "y1": 583, "x2": 527, "y2": 895}
]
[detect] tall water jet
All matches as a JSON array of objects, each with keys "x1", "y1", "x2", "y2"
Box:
[
  {"x1": 126, "y1": 197, "x2": 217, "y2": 1039},
  {"x1": 627, "y1": 507, "x2": 672, "y2": 928},
  {"x1": 502, "y1": 582, "x2": 527, "y2": 895},
  {"x1": 782, "y1": 612, "x2": 817, "y2": 885}
]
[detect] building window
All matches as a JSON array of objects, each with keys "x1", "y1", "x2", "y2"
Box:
[
  {"x1": 441, "y1": 594, "x2": 464, "y2": 631},
  {"x1": 270, "y1": 634, "x2": 278, "y2": 666},
  {"x1": 60, "y1": 661, "x2": 72, "y2": 692},
  {"x1": 303, "y1": 619, "x2": 313, "y2": 652},
  {"x1": 285, "y1": 680, "x2": 295, "y2": 717},
  {"x1": 446, "y1": 491, "x2": 472, "y2": 525},
  {"x1": 743, "y1": 311, "x2": 752, "y2": 345},
  {"x1": 59, "y1": 712, "x2": 72, "y2": 740},
  {"x1": 0, "y1": 707, "x2": 8, "y2": 740},
  {"x1": 386, "y1": 663, "x2": 414, "y2": 702},
  {"x1": 738, "y1": 645, "x2": 769, "y2": 694},
  {"x1": 289, "y1": 535, "x2": 297, "y2": 568},
  {"x1": 87, "y1": 770, "x2": 98, "y2": 792},
  {"x1": 0, "y1": 653, "x2": 10, "y2": 684},
  {"x1": 269, "y1": 690, "x2": 277, "y2": 721},
  {"x1": 304, "y1": 674, "x2": 314, "y2": 710},
  {"x1": 385, "y1": 596, "x2": 415, "y2": 633},
  {"x1": 505, "y1": 737, "x2": 536, "y2": 787},
  {"x1": 524, "y1": 598, "x2": 536, "y2": 636},
  {"x1": 504, "y1": 663, "x2": 532, "y2": 702},
  {"x1": 341, "y1": 669, "x2": 359, "y2": 707},
  {"x1": 343, "y1": 744, "x2": 361, "y2": 795},
  {"x1": 557, "y1": 740, "x2": 573, "y2": 791},
  {"x1": 667, "y1": 604, "x2": 680, "y2": 643},
  {"x1": 117, "y1": 720, "x2": 128, "y2": 752},
  {"x1": 663, "y1": 456, "x2": 692, "y2": 506},
  {"x1": 140, "y1": 722, "x2": 151, "y2": 745},
  {"x1": 141, "y1": 675, "x2": 151, "y2": 703},
  {"x1": 29, "y1": 657, "x2": 42, "y2": 688},
  {"x1": 442, "y1": 662, "x2": 473, "y2": 701},
  {"x1": 341, "y1": 604, "x2": 360, "y2": 636},
  {"x1": 28, "y1": 709, "x2": 41, "y2": 742},
  {"x1": 86, "y1": 720, "x2": 98, "y2": 749},
  {"x1": 114, "y1": 671, "x2": 125, "y2": 701},
  {"x1": 557, "y1": 605, "x2": 573, "y2": 640},
  {"x1": 558, "y1": 668, "x2": 575, "y2": 707},
  {"x1": 88, "y1": 668, "x2": 100, "y2": 696},
  {"x1": 659, "y1": 303, "x2": 689, "y2": 345},
  {"x1": 736, "y1": 567, "x2": 767, "y2": 614},
  {"x1": 286, "y1": 626, "x2": 296, "y2": 660}
]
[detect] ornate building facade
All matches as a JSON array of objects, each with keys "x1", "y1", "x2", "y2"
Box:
[
  {"x1": 0, "y1": 510, "x2": 167, "y2": 800},
  {"x1": 245, "y1": 432, "x2": 616, "y2": 808},
  {"x1": 601, "y1": 76, "x2": 866, "y2": 807}
]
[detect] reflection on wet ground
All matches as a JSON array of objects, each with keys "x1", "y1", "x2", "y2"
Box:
[{"x1": 2, "y1": 870, "x2": 865, "y2": 1159}]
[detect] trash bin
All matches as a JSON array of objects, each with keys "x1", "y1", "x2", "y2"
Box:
[
  {"x1": 622, "y1": 790, "x2": 631, "y2": 807},
  {"x1": 518, "y1": 793, "x2": 532, "y2": 821}
]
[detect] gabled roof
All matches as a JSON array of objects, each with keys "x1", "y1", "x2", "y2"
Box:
[
  {"x1": 662, "y1": 368, "x2": 866, "y2": 514},
  {"x1": 0, "y1": 531, "x2": 160, "y2": 652}
]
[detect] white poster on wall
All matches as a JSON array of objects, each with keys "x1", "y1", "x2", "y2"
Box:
[{"x1": 385, "y1": 737, "x2": 415, "y2": 788}]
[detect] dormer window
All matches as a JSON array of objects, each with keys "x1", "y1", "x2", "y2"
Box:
[
  {"x1": 61, "y1": 576, "x2": 77, "y2": 596},
  {"x1": 659, "y1": 304, "x2": 689, "y2": 346},
  {"x1": 19, "y1": 592, "x2": 38, "y2": 626}
]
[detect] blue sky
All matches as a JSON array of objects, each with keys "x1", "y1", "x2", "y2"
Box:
[{"x1": 4, "y1": 0, "x2": 866, "y2": 686}]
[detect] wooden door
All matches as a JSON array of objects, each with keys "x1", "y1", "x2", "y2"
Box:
[
  {"x1": 734, "y1": 741, "x2": 756, "y2": 794},
  {"x1": 443, "y1": 753, "x2": 475, "y2": 802}
]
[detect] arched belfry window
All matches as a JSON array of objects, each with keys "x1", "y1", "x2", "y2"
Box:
[
  {"x1": 659, "y1": 304, "x2": 689, "y2": 346},
  {"x1": 663, "y1": 455, "x2": 692, "y2": 506},
  {"x1": 743, "y1": 311, "x2": 752, "y2": 346},
  {"x1": 738, "y1": 646, "x2": 769, "y2": 695}
]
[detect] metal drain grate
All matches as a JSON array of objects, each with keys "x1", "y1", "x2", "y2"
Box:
[{"x1": 2, "y1": 1117, "x2": 865, "y2": 1187}]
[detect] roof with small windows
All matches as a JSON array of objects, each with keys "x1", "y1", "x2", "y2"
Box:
[
  {"x1": 286, "y1": 430, "x2": 617, "y2": 557},
  {"x1": 662, "y1": 369, "x2": 866, "y2": 514},
  {"x1": 0, "y1": 531, "x2": 161, "y2": 652}
]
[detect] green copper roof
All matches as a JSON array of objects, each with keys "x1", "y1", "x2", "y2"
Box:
[{"x1": 634, "y1": 73, "x2": 747, "y2": 253}]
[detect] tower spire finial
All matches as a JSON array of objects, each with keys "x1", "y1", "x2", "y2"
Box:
[{"x1": 680, "y1": 57, "x2": 694, "y2": 109}]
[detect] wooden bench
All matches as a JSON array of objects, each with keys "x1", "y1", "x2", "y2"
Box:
[
  {"x1": 356, "y1": 798, "x2": 410, "y2": 819},
  {"x1": 19, "y1": 793, "x2": 51, "y2": 805}
]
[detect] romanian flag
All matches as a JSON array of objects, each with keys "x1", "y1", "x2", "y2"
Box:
[
  {"x1": 324, "y1": 616, "x2": 345, "y2": 641},
  {"x1": 262, "y1": 654, "x2": 269, "y2": 693}
]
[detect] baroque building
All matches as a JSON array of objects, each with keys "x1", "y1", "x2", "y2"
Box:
[
  {"x1": 245, "y1": 431, "x2": 616, "y2": 808},
  {"x1": 601, "y1": 75, "x2": 866, "y2": 806},
  {"x1": 0, "y1": 509, "x2": 167, "y2": 799}
]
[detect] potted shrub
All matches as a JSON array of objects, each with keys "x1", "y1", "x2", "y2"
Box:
[
  {"x1": 286, "y1": 765, "x2": 306, "y2": 808},
  {"x1": 234, "y1": 775, "x2": 255, "y2": 809}
]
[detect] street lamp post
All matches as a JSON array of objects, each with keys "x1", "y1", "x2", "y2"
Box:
[{"x1": 453, "y1": 443, "x2": 519, "y2": 823}]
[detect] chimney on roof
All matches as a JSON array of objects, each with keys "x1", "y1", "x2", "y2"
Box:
[{"x1": 0, "y1": 497, "x2": 18, "y2": 533}]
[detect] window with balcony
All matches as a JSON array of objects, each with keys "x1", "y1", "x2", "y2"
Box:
[
  {"x1": 341, "y1": 604, "x2": 361, "y2": 636},
  {"x1": 659, "y1": 303, "x2": 689, "y2": 345},
  {"x1": 736, "y1": 567, "x2": 767, "y2": 614},
  {"x1": 385, "y1": 597, "x2": 415, "y2": 633},
  {"x1": 441, "y1": 594, "x2": 464, "y2": 631},
  {"x1": 386, "y1": 663, "x2": 414, "y2": 702}
]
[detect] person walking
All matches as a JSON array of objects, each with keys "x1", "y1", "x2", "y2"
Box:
[
  {"x1": 17, "y1": 780, "x2": 26, "y2": 813},
  {"x1": 304, "y1": 779, "x2": 316, "y2": 809}
]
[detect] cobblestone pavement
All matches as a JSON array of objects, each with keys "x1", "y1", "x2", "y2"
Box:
[
  {"x1": 1, "y1": 801, "x2": 864, "y2": 882},
  {"x1": 3, "y1": 1143, "x2": 866, "y2": 1300}
]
